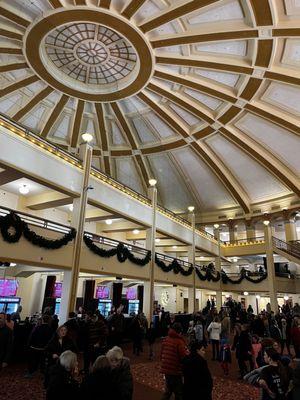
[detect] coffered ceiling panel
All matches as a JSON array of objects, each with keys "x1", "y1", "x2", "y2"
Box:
[{"x1": 0, "y1": 0, "x2": 299, "y2": 218}]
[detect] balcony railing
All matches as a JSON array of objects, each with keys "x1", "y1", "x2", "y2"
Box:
[
  {"x1": 272, "y1": 237, "x2": 300, "y2": 260},
  {"x1": 222, "y1": 236, "x2": 265, "y2": 246}
]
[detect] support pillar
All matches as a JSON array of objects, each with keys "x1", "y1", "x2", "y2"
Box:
[
  {"x1": 59, "y1": 270, "x2": 72, "y2": 324},
  {"x1": 264, "y1": 223, "x2": 278, "y2": 313},
  {"x1": 214, "y1": 226, "x2": 222, "y2": 309},
  {"x1": 188, "y1": 209, "x2": 196, "y2": 313},
  {"x1": 284, "y1": 218, "x2": 297, "y2": 242},
  {"x1": 246, "y1": 220, "x2": 255, "y2": 241},
  {"x1": 67, "y1": 141, "x2": 93, "y2": 315}
]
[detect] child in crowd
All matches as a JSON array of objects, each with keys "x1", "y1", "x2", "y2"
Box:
[
  {"x1": 219, "y1": 338, "x2": 231, "y2": 376},
  {"x1": 251, "y1": 335, "x2": 262, "y2": 369},
  {"x1": 146, "y1": 322, "x2": 156, "y2": 360}
]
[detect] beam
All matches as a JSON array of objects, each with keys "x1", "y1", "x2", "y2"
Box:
[
  {"x1": 122, "y1": 0, "x2": 147, "y2": 19},
  {"x1": 156, "y1": 55, "x2": 253, "y2": 75},
  {"x1": 0, "y1": 47, "x2": 23, "y2": 55},
  {"x1": 154, "y1": 69, "x2": 237, "y2": 103},
  {"x1": 70, "y1": 100, "x2": 85, "y2": 148},
  {"x1": 139, "y1": 0, "x2": 222, "y2": 33},
  {"x1": 13, "y1": 86, "x2": 53, "y2": 121},
  {"x1": 0, "y1": 169, "x2": 23, "y2": 185},
  {"x1": 111, "y1": 102, "x2": 138, "y2": 149},
  {"x1": 0, "y1": 6, "x2": 30, "y2": 27},
  {"x1": 99, "y1": 0, "x2": 112, "y2": 8},
  {"x1": 137, "y1": 91, "x2": 189, "y2": 138},
  {"x1": 41, "y1": 94, "x2": 69, "y2": 138},
  {"x1": 0, "y1": 75, "x2": 40, "y2": 98},
  {"x1": 0, "y1": 62, "x2": 28, "y2": 73},
  {"x1": 0, "y1": 28, "x2": 23, "y2": 41},
  {"x1": 220, "y1": 127, "x2": 300, "y2": 197},
  {"x1": 94, "y1": 103, "x2": 109, "y2": 152},
  {"x1": 249, "y1": 0, "x2": 273, "y2": 26},
  {"x1": 48, "y1": 0, "x2": 64, "y2": 7},
  {"x1": 85, "y1": 209, "x2": 119, "y2": 223},
  {"x1": 25, "y1": 191, "x2": 74, "y2": 210},
  {"x1": 147, "y1": 82, "x2": 215, "y2": 124},
  {"x1": 151, "y1": 29, "x2": 258, "y2": 48},
  {"x1": 191, "y1": 141, "x2": 251, "y2": 213}
]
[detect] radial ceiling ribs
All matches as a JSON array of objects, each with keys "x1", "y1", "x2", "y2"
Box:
[
  {"x1": 137, "y1": 91, "x2": 189, "y2": 138},
  {"x1": 13, "y1": 86, "x2": 53, "y2": 121},
  {"x1": 74, "y1": 0, "x2": 87, "y2": 4},
  {"x1": 0, "y1": 62, "x2": 28, "y2": 73},
  {"x1": 0, "y1": 28, "x2": 23, "y2": 41},
  {"x1": 151, "y1": 29, "x2": 258, "y2": 49},
  {"x1": 191, "y1": 141, "x2": 251, "y2": 213},
  {"x1": 48, "y1": 0, "x2": 64, "y2": 7},
  {"x1": 249, "y1": 0, "x2": 273, "y2": 26},
  {"x1": 245, "y1": 104, "x2": 300, "y2": 137},
  {"x1": 99, "y1": 0, "x2": 112, "y2": 9},
  {"x1": 70, "y1": 99, "x2": 85, "y2": 148},
  {"x1": 0, "y1": 75, "x2": 40, "y2": 98},
  {"x1": 147, "y1": 82, "x2": 215, "y2": 124},
  {"x1": 264, "y1": 71, "x2": 300, "y2": 87},
  {"x1": 94, "y1": 102, "x2": 111, "y2": 175},
  {"x1": 122, "y1": 0, "x2": 147, "y2": 19},
  {"x1": 0, "y1": 6, "x2": 30, "y2": 28},
  {"x1": 41, "y1": 94, "x2": 69, "y2": 138},
  {"x1": 156, "y1": 55, "x2": 254, "y2": 76},
  {"x1": 0, "y1": 47, "x2": 23, "y2": 55},
  {"x1": 154, "y1": 69, "x2": 237, "y2": 103},
  {"x1": 139, "y1": 0, "x2": 222, "y2": 33},
  {"x1": 111, "y1": 102, "x2": 151, "y2": 189},
  {"x1": 220, "y1": 127, "x2": 300, "y2": 197}
]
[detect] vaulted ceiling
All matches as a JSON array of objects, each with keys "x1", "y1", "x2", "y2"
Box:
[{"x1": 0, "y1": 0, "x2": 300, "y2": 217}]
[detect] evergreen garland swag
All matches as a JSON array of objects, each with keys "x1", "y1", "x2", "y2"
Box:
[
  {"x1": 195, "y1": 264, "x2": 221, "y2": 282},
  {"x1": 0, "y1": 212, "x2": 76, "y2": 249},
  {"x1": 155, "y1": 255, "x2": 194, "y2": 276},
  {"x1": 83, "y1": 235, "x2": 151, "y2": 266},
  {"x1": 221, "y1": 268, "x2": 267, "y2": 284}
]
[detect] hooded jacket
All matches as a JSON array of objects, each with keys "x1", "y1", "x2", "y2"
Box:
[{"x1": 160, "y1": 328, "x2": 188, "y2": 375}]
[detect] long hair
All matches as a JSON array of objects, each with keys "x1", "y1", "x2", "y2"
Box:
[{"x1": 265, "y1": 348, "x2": 289, "y2": 389}]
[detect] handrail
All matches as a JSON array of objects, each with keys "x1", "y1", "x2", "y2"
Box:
[
  {"x1": 155, "y1": 252, "x2": 192, "y2": 269},
  {"x1": 272, "y1": 237, "x2": 300, "y2": 259},
  {"x1": 0, "y1": 114, "x2": 218, "y2": 242},
  {"x1": 222, "y1": 236, "x2": 265, "y2": 245},
  {"x1": 0, "y1": 206, "x2": 72, "y2": 234}
]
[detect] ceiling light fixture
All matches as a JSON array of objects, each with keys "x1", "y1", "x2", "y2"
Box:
[
  {"x1": 284, "y1": 295, "x2": 289, "y2": 301},
  {"x1": 256, "y1": 295, "x2": 261, "y2": 299},
  {"x1": 19, "y1": 185, "x2": 29, "y2": 195},
  {"x1": 243, "y1": 291, "x2": 249, "y2": 296},
  {"x1": 81, "y1": 133, "x2": 93, "y2": 143},
  {"x1": 148, "y1": 178, "x2": 157, "y2": 187},
  {"x1": 155, "y1": 238, "x2": 160, "y2": 243},
  {"x1": 172, "y1": 245, "x2": 178, "y2": 249},
  {"x1": 10, "y1": 263, "x2": 17, "y2": 267},
  {"x1": 105, "y1": 219, "x2": 112, "y2": 225},
  {"x1": 133, "y1": 229, "x2": 140, "y2": 234},
  {"x1": 232, "y1": 257, "x2": 238, "y2": 263}
]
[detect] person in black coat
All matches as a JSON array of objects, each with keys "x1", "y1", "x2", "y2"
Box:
[
  {"x1": 182, "y1": 342, "x2": 213, "y2": 400},
  {"x1": 45, "y1": 325, "x2": 77, "y2": 368},
  {"x1": 46, "y1": 350, "x2": 79, "y2": 400},
  {"x1": 0, "y1": 312, "x2": 13, "y2": 368}
]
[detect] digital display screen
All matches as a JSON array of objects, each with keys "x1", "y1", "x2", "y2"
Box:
[
  {"x1": 126, "y1": 287, "x2": 137, "y2": 300},
  {"x1": 96, "y1": 286, "x2": 110, "y2": 299},
  {"x1": 0, "y1": 279, "x2": 18, "y2": 297},
  {"x1": 53, "y1": 282, "x2": 62, "y2": 298}
]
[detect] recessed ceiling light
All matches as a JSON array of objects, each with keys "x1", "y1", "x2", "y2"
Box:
[
  {"x1": 19, "y1": 185, "x2": 29, "y2": 195},
  {"x1": 256, "y1": 295, "x2": 261, "y2": 299},
  {"x1": 232, "y1": 257, "x2": 238, "y2": 262},
  {"x1": 10, "y1": 263, "x2": 17, "y2": 267},
  {"x1": 200, "y1": 256, "x2": 205, "y2": 259},
  {"x1": 133, "y1": 229, "x2": 140, "y2": 234},
  {"x1": 243, "y1": 291, "x2": 249, "y2": 296},
  {"x1": 155, "y1": 238, "x2": 160, "y2": 243},
  {"x1": 284, "y1": 295, "x2": 289, "y2": 301},
  {"x1": 105, "y1": 219, "x2": 112, "y2": 225},
  {"x1": 172, "y1": 245, "x2": 178, "y2": 249}
]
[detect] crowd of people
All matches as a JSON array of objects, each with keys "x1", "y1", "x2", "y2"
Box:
[{"x1": 0, "y1": 299, "x2": 300, "y2": 400}]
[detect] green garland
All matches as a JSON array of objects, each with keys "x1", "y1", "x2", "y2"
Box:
[
  {"x1": 0, "y1": 212, "x2": 76, "y2": 249},
  {"x1": 83, "y1": 235, "x2": 151, "y2": 266},
  {"x1": 221, "y1": 268, "x2": 267, "y2": 284},
  {"x1": 196, "y1": 264, "x2": 221, "y2": 282},
  {"x1": 155, "y1": 255, "x2": 193, "y2": 276}
]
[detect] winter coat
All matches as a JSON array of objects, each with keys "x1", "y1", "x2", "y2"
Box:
[
  {"x1": 207, "y1": 322, "x2": 221, "y2": 341},
  {"x1": 291, "y1": 327, "x2": 300, "y2": 347},
  {"x1": 161, "y1": 328, "x2": 188, "y2": 375},
  {"x1": 221, "y1": 317, "x2": 231, "y2": 339},
  {"x1": 28, "y1": 323, "x2": 53, "y2": 349},
  {"x1": 182, "y1": 353, "x2": 213, "y2": 400},
  {"x1": 146, "y1": 327, "x2": 156, "y2": 344},
  {"x1": 46, "y1": 362, "x2": 79, "y2": 400},
  {"x1": 45, "y1": 335, "x2": 77, "y2": 361},
  {"x1": 0, "y1": 325, "x2": 13, "y2": 363}
]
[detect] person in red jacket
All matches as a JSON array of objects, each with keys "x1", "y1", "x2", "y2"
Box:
[
  {"x1": 291, "y1": 317, "x2": 300, "y2": 359},
  {"x1": 160, "y1": 322, "x2": 189, "y2": 400}
]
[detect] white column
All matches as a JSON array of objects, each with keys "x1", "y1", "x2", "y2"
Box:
[
  {"x1": 264, "y1": 222, "x2": 278, "y2": 313},
  {"x1": 143, "y1": 281, "x2": 151, "y2": 316},
  {"x1": 59, "y1": 270, "x2": 72, "y2": 324},
  {"x1": 67, "y1": 141, "x2": 93, "y2": 314},
  {"x1": 187, "y1": 208, "x2": 196, "y2": 313},
  {"x1": 214, "y1": 225, "x2": 222, "y2": 309},
  {"x1": 284, "y1": 218, "x2": 297, "y2": 242}
]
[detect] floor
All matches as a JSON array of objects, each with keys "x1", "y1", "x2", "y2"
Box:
[{"x1": 0, "y1": 341, "x2": 259, "y2": 400}]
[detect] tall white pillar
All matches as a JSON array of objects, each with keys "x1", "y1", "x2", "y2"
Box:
[
  {"x1": 187, "y1": 208, "x2": 196, "y2": 313},
  {"x1": 59, "y1": 270, "x2": 72, "y2": 324},
  {"x1": 214, "y1": 224, "x2": 222, "y2": 309},
  {"x1": 284, "y1": 218, "x2": 297, "y2": 242},
  {"x1": 264, "y1": 222, "x2": 278, "y2": 313}
]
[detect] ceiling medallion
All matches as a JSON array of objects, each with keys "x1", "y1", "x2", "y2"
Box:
[{"x1": 24, "y1": 8, "x2": 154, "y2": 102}]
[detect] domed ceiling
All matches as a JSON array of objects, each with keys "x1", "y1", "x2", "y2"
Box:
[{"x1": 0, "y1": 0, "x2": 300, "y2": 217}]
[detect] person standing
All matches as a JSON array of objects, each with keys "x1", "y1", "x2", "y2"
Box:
[
  {"x1": 207, "y1": 317, "x2": 222, "y2": 361},
  {"x1": 237, "y1": 324, "x2": 253, "y2": 378},
  {"x1": 146, "y1": 322, "x2": 156, "y2": 360},
  {"x1": 182, "y1": 342, "x2": 213, "y2": 400},
  {"x1": 0, "y1": 312, "x2": 13, "y2": 369},
  {"x1": 160, "y1": 322, "x2": 188, "y2": 400},
  {"x1": 291, "y1": 317, "x2": 300, "y2": 360}
]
